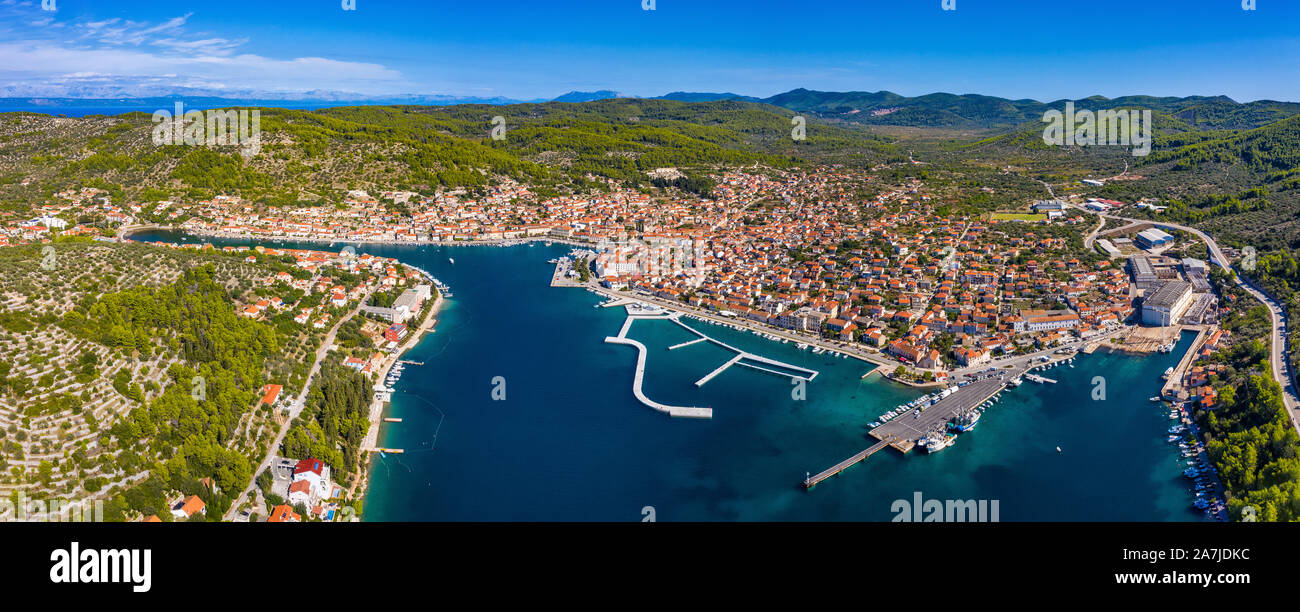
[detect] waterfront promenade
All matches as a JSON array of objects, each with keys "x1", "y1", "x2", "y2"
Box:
[
  {"x1": 583, "y1": 282, "x2": 1128, "y2": 388},
  {"x1": 350, "y1": 293, "x2": 445, "y2": 499}
]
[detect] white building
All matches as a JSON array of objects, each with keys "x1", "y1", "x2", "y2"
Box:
[
  {"x1": 289, "y1": 458, "x2": 333, "y2": 507},
  {"x1": 1142, "y1": 280, "x2": 1194, "y2": 326}
]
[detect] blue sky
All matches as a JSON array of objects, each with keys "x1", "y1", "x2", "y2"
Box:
[{"x1": 1, "y1": 0, "x2": 1298, "y2": 101}]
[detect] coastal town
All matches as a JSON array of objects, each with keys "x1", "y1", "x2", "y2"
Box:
[
  {"x1": 0, "y1": 162, "x2": 1294, "y2": 523},
  {"x1": 0, "y1": 167, "x2": 1240, "y2": 384}
]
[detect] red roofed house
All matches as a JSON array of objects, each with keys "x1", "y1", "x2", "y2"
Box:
[
  {"x1": 287, "y1": 480, "x2": 314, "y2": 507},
  {"x1": 268, "y1": 504, "x2": 301, "y2": 523},
  {"x1": 291, "y1": 458, "x2": 333, "y2": 505},
  {"x1": 260, "y1": 384, "x2": 283, "y2": 406},
  {"x1": 171, "y1": 495, "x2": 206, "y2": 520}
]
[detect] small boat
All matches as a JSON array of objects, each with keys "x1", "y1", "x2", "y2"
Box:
[
  {"x1": 448, "y1": 257, "x2": 455, "y2": 264},
  {"x1": 1056, "y1": 446, "x2": 1062, "y2": 453},
  {"x1": 922, "y1": 431, "x2": 957, "y2": 453}
]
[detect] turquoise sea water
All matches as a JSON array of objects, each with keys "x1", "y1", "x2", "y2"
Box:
[{"x1": 130, "y1": 232, "x2": 1202, "y2": 521}]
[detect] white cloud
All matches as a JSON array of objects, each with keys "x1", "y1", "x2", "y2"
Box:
[{"x1": 0, "y1": 7, "x2": 408, "y2": 97}]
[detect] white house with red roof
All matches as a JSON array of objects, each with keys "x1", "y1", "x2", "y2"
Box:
[{"x1": 289, "y1": 458, "x2": 332, "y2": 506}]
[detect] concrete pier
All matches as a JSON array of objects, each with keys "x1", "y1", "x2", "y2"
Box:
[
  {"x1": 669, "y1": 315, "x2": 819, "y2": 382},
  {"x1": 605, "y1": 308, "x2": 815, "y2": 418},
  {"x1": 869, "y1": 376, "x2": 1012, "y2": 453},
  {"x1": 804, "y1": 437, "x2": 896, "y2": 488},
  {"x1": 668, "y1": 337, "x2": 707, "y2": 350},
  {"x1": 605, "y1": 335, "x2": 713, "y2": 418},
  {"x1": 696, "y1": 355, "x2": 743, "y2": 387}
]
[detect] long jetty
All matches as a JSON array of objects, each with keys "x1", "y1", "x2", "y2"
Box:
[
  {"x1": 869, "y1": 376, "x2": 1012, "y2": 453},
  {"x1": 803, "y1": 374, "x2": 1019, "y2": 489},
  {"x1": 803, "y1": 437, "x2": 895, "y2": 488},
  {"x1": 668, "y1": 315, "x2": 819, "y2": 386},
  {"x1": 696, "y1": 355, "x2": 743, "y2": 387},
  {"x1": 668, "y1": 338, "x2": 707, "y2": 350},
  {"x1": 603, "y1": 304, "x2": 821, "y2": 418},
  {"x1": 604, "y1": 312, "x2": 713, "y2": 419}
]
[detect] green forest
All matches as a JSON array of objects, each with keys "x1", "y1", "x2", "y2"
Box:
[
  {"x1": 282, "y1": 362, "x2": 372, "y2": 486},
  {"x1": 57, "y1": 265, "x2": 283, "y2": 520}
]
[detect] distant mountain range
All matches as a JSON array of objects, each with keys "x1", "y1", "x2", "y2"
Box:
[{"x1": 5, "y1": 88, "x2": 1299, "y2": 131}]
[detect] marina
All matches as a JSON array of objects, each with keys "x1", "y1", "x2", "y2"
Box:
[
  {"x1": 868, "y1": 375, "x2": 1015, "y2": 453},
  {"x1": 604, "y1": 311, "x2": 713, "y2": 418},
  {"x1": 603, "y1": 303, "x2": 819, "y2": 417},
  {"x1": 127, "y1": 234, "x2": 1211, "y2": 521}
]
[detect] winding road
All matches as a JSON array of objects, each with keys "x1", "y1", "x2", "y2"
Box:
[
  {"x1": 1059, "y1": 197, "x2": 1300, "y2": 429},
  {"x1": 223, "y1": 291, "x2": 371, "y2": 520}
]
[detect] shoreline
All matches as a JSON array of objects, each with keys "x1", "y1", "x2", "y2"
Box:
[
  {"x1": 348, "y1": 291, "x2": 445, "y2": 509},
  {"x1": 579, "y1": 283, "x2": 1131, "y2": 390},
  {"x1": 126, "y1": 228, "x2": 1224, "y2": 519},
  {"x1": 124, "y1": 225, "x2": 595, "y2": 250}
]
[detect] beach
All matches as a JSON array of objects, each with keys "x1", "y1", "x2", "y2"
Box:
[{"x1": 347, "y1": 292, "x2": 445, "y2": 503}]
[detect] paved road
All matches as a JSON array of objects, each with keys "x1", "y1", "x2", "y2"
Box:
[
  {"x1": 873, "y1": 376, "x2": 1013, "y2": 446},
  {"x1": 223, "y1": 292, "x2": 370, "y2": 520},
  {"x1": 1056, "y1": 197, "x2": 1300, "y2": 429},
  {"x1": 1100, "y1": 213, "x2": 1298, "y2": 420}
]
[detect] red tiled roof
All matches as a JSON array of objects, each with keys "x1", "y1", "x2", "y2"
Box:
[{"x1": 294, "y1": 458, "x2": 323, "y2": 477}]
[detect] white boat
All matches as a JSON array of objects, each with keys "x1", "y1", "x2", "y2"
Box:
[
  {"x1": 922, "y1": 431, "x2": 957, "y2": 453},
  {"x1": 448, "y1": 257, "x2": 455, "y2": 264}
]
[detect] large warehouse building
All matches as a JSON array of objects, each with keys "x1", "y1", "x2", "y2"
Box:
[{"x1": 1141, "y1": 280, "x2": 1194, "y2": 326}]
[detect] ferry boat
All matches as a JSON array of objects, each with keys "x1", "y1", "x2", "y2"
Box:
[{"x1": 922, "y1": 431, "x2": 957, "y2": 453}]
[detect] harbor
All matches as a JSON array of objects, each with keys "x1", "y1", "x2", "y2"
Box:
[
  {"x1": 603, "y1": 307, "x2": 713, "y2": 418},
  {"x1": 603, "y1": 302, "x2": 819, "y2": 418},
  {"x1": 805, "y1": 353, "x2": 1089, "y2": 486},
  {"x1": 279, "y1": 242, "x2": 1209, "y2": 522},
  {"x1": 804, "y1": 375, "x2": 1012, "y2": 487}
]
